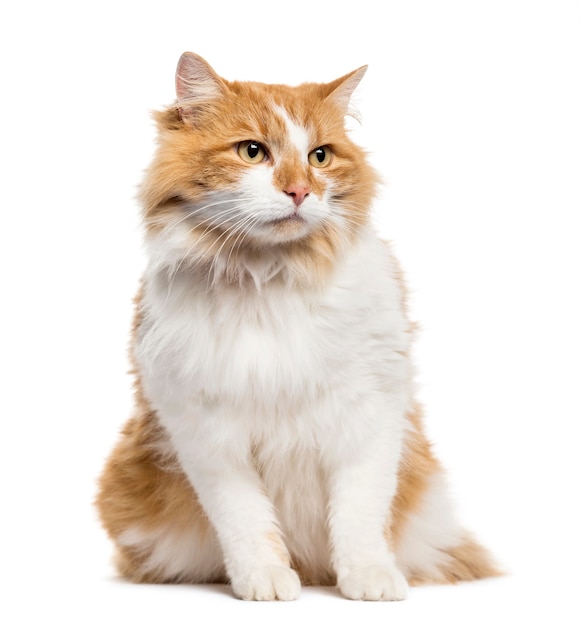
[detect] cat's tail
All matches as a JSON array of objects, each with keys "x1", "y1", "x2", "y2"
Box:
[
  {"x1": 402, "y1": 532, "x2": 501, "y2": 586},
  {"x1": 392, "y1": 407, "x2": 502, "y2": 586},
  {"x1": 393, "y1": 472, "x2": 502, "y2": 585}
]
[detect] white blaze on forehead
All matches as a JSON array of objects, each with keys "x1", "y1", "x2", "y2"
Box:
[{"x1": 274, "y1": 105, "x2": 311, "y2": 161}]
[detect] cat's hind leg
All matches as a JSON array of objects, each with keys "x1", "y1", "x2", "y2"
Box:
[{"x1": 96, "y1": 414, "x2": 226, "y2": 584}]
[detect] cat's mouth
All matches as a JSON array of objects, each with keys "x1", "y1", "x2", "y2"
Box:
[{"x1": 267, "y1": 213, "x2": 306, "y2": 226}]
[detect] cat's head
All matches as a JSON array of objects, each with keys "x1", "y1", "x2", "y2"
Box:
[{"x1": 141, "y1": 52, "x2": 378, "y2": 287}]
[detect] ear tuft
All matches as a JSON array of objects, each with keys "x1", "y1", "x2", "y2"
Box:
[
  {"x1": 324, "y1": 66, "x2": 368, "y2": 119},
  {"x1": 175, "y1": 52, "x2": 226, "y2": 120}
]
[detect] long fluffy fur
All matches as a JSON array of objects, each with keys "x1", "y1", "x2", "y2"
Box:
[{"x1": 97, "y1": 52, "x2": 498, "y2": 600}]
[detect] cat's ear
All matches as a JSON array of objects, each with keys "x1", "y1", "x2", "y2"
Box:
[
  {"x1": 175, "y1": 52, "x2": 227, "y2": 122},
  {"x1": 323, "y1": 66, "x2": 368, "y2": 116}
]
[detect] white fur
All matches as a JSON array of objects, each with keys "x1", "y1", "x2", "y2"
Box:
[
  {"x1": 274, "y1": 105, "x2": 311, "y2": 161},
  {"x1": 134, "y1": 223, "x2": 416, "y2": 600}
]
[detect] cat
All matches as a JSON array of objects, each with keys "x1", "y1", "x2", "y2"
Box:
[{"x1": 96, "y1": 52, "x2": 499, "y2": 601}]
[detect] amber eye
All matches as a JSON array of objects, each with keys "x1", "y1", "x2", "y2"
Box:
[
  {"x1": 237, "y1": 140, "x2": 267, "y2": 164},
  {"x1": 308, "y1": 146, "x2": 332, "y2": 168}
]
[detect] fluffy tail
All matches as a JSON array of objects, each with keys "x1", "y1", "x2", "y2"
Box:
[
  {"x1": 404, "y1": 533, "x2": 501, "y2": 586},
  {"x1": 392, "y1": 406, "x2": 501, "y2": 585}
]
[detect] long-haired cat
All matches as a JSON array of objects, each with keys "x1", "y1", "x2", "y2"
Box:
[{"x1": 96, "y1": 52, "x2": 498, "y2": 601}]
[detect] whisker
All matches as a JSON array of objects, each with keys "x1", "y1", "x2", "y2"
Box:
[
  {"x1": 169, "y1": 197, "x2": 243, "y2": 228},
  {"x1": 162, "y1": 204, "x2": 248, "y2": 296},
  {"x1": 223, "y1": 214, "x2": 266, "y2": 287},
  {"x1": 157, "y1": 192, "x2": 366, "y2": 294},
  {"x1": 226, "y1": 213, "x2": 263, "y2": 271},
  {"x1": 210, "y1": 212, "x2": 260, "y2": 282},
  {"x1": 195, "y1": 208, "x2": 253, "y2": 263},
  {"x1": 186, "y1": 204, "x2": 249, "y2": 243}
]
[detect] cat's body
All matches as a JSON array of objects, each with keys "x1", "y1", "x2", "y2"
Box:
[{"x1": 97, "y1": 53, "x2": 498, "y2": 601}]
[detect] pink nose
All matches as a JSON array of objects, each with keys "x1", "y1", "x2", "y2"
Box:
[{"x1": 284, "y1": 184, "x2": 311, "y2": 207}]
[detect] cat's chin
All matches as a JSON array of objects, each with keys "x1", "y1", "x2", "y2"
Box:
[{"x1": 254, "y1": 215, "x2": 313, "y2": 244}]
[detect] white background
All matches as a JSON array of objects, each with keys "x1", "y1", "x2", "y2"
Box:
[{"x1": 1, "y1": 1, "x2": 580, "y2": 624}]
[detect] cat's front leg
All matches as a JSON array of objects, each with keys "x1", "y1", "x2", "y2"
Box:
[
  {"x1": 161, "y1": 408, "x2": 300, "y2": 601},
  {"x1": 326, "y1": 414, "x2": 409, "y2": 601}
]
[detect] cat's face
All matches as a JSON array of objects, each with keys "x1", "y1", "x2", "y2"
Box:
[
  {"x1": 206, "y1": 111, "x2": 336, "y2": 245},
  {"x1": 141, "y1": 53, "x2": 378, "y2": 283}
]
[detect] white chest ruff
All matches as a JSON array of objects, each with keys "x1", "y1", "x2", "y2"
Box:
[
  {"x1": 134, "y1": 230, "x2": 413, "y2": 499},
  {"x1": 136, "y1": 231, "x2": 410, "y2": 427}
]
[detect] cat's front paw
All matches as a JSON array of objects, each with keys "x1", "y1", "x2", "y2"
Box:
[
  {"x1": 338, "y1": 565, "x2": 408, "y2": 601},
  {"x1": 231, "y1": 565, "x2": 301, "y2": 601}
]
